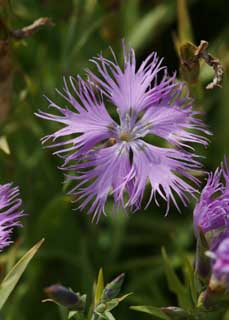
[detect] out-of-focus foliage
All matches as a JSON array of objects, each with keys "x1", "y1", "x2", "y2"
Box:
[{"x1": 0, "y1": 0, "x2": 228, "y2": 319}]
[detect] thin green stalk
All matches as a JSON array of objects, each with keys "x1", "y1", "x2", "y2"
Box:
[{"x1": 58, "y1": 306, "x2": 68, "y2": 320}]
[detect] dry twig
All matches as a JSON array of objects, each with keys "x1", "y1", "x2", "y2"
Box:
[
  {"x1": 10, "y1": 17, "x2": 54, "y2": 39},
  {"x1": 194, "y1": 40, "x2": 224, "y2": 90}
]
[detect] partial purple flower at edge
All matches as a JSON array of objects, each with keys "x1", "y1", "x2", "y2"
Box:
[
  {"x1": 193, "y1": 158, "x2": 229, "y2": 237},
  {"x1": 36, "y1": 44, "x2": 210, "y2": 222},
  {"x1": 194, "y1": 158, "x2": 229, "y2": 288},
  {"x1": 0, "y1": 183, "x2": 23, "y2": 251},
  {"x1": 211, "y1": 238, "x2": 229, "y2": 288}
]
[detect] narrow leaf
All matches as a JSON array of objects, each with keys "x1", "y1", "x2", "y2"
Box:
[
  {"x1": 116, "y1": 292, "x2": 133, "y2": 302},
  {"x1": 105, "y1": 299, "x2": 119, "y2": 312},
  {"x1": 95, "y1": 268, "x2": 104, "y2": 305},
  {"x1": 161, "y1": 306, "x2": 192, "y2": 319},
  {"x1": 182, "y1": 255, "x2": 198, "y2": 305},
  {"x1": 161, "y1": 248, "x2": 191, "y2": 310},
  {"x1": 130, "y1": 306, "x2": 170, "y2": 320},
  {"x1": 0, "y1": 239, "x2": 44, "y2": 309}
]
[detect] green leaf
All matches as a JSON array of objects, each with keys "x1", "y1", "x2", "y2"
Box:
[
  {"x1": 116, "y1": 292, "x2": 133, "y2": 303},
  {"x1": 130, "y1": 306, "x2": 170, "y2": 320},
  {"x1": 161, "y1": 248, "x2": 192, "y2": 310},
  {"x1": 105, "y1": 300, "x2": 119, "y2": 312},
  {"x1": 161, "y1": 306, "x2": 192, "y2": 319},
  {"x1": 0, "y1": 239, "x2": 44, "y2": 310},
  {"x1": 95, "y1": 268, "x2": 104, "y2": 305},
  {"x1": 182, "y1": 255, "x2": 198, "y2": 305},
  {"x1": 68, "y1": 311, "x2": 78, "y2": 319}
]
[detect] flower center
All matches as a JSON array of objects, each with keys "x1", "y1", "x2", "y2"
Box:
[{"x1": 119, "y1": 130, "x2": 131, "y2": 142}]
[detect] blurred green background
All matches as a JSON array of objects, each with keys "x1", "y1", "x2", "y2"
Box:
[{"x1": 0, "y1": 0, "x2": 228, "y2": 319}]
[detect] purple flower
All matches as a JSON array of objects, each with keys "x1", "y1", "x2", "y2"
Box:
[
  {"x1": 194, "y1": 159, "x2": 229, "y2": 287},
  {"x1": 0, "y1": 183, "x2": 23, "y2": 251},
  {"x1": 194, "y1": 159, "x2": 229, "y2": 237},
  {"x1": 211, "y1": 238, "x2": 229, "y2": 287},
  {"x1": 36, "y1": 44, "x2": 209, "y2": 221}
]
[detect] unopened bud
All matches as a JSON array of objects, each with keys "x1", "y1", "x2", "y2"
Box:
[
  {"x1": 195, "y1": 230, "x2": 211, "y2": 282},
  {"x1": 44, "y1": 284, "x2": 85, "y2": 310},
  {"x1": 101, "y1": 273, "x2": 125, "y2": 302}
]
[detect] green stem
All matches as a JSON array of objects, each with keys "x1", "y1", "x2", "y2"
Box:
[{"x1": 58, "y1": 306, "x2": 68, "y2": 320}]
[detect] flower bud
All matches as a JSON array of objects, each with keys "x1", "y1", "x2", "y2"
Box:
[
  {"x1": 44, "y1": 284, "x2": 85, "y2": 311},
  {"x1": 101, "y1": 273, "x2": 125, "y2": 302},
  {"x1": 195, "y1": 230, "x2": 211, "y2": 281}
]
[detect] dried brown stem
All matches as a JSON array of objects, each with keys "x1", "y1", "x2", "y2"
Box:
[
  {"x1": 195, "y1": 40, "x2": 224, "y2": 90},
  {"x1": 9, "y1": 17, "x2": 54, "y2": 39}
]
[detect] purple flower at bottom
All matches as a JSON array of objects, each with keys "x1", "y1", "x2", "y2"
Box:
[
  {"x1": 0, "y1": 183, "x2": 23, "y2": 251},
  {"x1": 211, "y1": 238, "x2": 229, "y2": 287},
  {"x1": 36, "y1": 44, "x2": 209, "y2": 221},
  {"x1": 194, "y1": 159, "x2": 229, "y2": 288}
]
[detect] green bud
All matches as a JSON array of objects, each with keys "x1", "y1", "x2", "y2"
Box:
[{"x1": 101, "y1": 273, "x2": 125, "y2": 302}]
